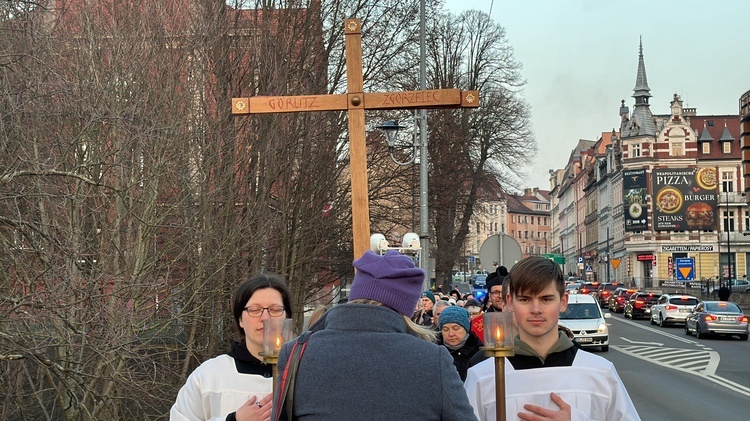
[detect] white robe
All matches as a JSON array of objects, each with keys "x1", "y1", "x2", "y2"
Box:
[
  {"x1": 170, "y1": 354, "x2": 272, "y2": 421},
  {"x1": 464, "y1": 351, "x2": 641, "y2": 421}
]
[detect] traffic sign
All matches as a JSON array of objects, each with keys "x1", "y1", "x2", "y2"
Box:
[
  {"x1": 585, "y1": 265, "x2": 593, "y2": 273},
  {"x1": 578, "y1": 257, "x2": 584, "y2": 264},
  {"x1": 675, "y1": 258, "x2": 695, "y2": 281},
  {"x1": 610, "y1": 258, "x2": 621, "y2": 270},
  {"x1": 479, "y1": 233, "x2": 522, "y2": 270}
]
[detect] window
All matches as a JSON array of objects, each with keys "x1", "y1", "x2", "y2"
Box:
[
  {"x1": 524, "y1": 231, "x2": 528, "y2": 239},
  {"x1": 670, "y1": 141, "x2": 684, "y2": 156},
  {"x1": 745, "y1": 211, "x2": 750, "y2": 232},
  {"x1": 524, "y1": 216, "x2": 528, "y2": 223},
  {"x1": 511, "y1": 230, "x2": 515, "y2": 237},
  {"x1": 511, "y1": 215, "x2": 515, "y2": 223},
  {"x1": 723, "y1": 142, "x2": 731, "y2": 154},
  {"x1": 702, "y1": 142, "x2": 711, "y2": 154},
  {"x1": 721, "y1": 171, "x2": 734, "y2": 193},
  {"x1": 631, "y1": 143, "x2": 641, "y2": 158},
  {"x1": 476, "y1": 222, "x2": 481, "y2": 233},
  {"x1": 544, "y1": 217, "x2": 548, "y2": 225},
  {"x1": 723, "y1": 210, "x2": 735, "y2": 232}
]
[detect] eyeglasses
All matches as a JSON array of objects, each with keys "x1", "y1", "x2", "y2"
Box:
[
  {"x1": 490, "y1": 291, "x2": 504, "y2": 298},
  {"x1": 244, "y1": 306, "x2": 285, "y2": 317}
]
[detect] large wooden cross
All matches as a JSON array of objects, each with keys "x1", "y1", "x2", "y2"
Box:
[{"x1": 232, "y1": 18, "x2": 479, "y2": 259}]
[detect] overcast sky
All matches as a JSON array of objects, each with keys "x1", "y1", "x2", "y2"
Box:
[{"x1": 443, "y1": 0, "x2": 750, "y2": 192}]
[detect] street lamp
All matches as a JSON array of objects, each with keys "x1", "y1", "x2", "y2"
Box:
[
  {"x1": 722, "y1": 188, "x2": 735, "y2": 288},
  {"x1": 373, "y1": 0, "x2": 432, "y2": 291},
  {"x1": 376, "y1": 120, "x2": 431, "y2": 291},
  {"x1": 375, "y1": 120, "x2": 414, "y2": 165}
]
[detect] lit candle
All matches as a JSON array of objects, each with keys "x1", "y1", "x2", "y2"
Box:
[
  {"x1": 275, "y1": 336, "x2": 282, "y2": 354},
  {"x1": 495, "y1": 326, "x2": 503, "y2": 344}
]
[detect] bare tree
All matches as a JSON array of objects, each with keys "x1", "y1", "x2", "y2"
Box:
[
  {"x1": 0, "y1": 0, "x2": 429, "y2": 418},
  {"x1": 425, "y1": 10, "x2": 534, "y2": 291}
]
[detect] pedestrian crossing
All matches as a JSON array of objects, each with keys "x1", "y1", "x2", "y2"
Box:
[
  {"x1": 612, "y1": 345, "x2": 719, "y2": 375},
  {"x1": 613, "y1": 344, "x2": 750, "y2": 397}
]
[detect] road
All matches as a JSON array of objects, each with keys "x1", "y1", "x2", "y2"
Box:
[{"x1": 599, "y1": 311, "x2": 750, "y2": 420}]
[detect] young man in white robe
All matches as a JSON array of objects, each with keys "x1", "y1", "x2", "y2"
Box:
[{"x1": 464, "y1": 256, "x2": 640, "y2": 421}]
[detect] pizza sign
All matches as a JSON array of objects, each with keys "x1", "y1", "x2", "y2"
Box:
[{"x1": 652, "y1": 167, "x2": 718, "y2": 231}]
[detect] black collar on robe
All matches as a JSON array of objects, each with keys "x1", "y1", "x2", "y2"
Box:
[{"x1": 227, "y1": 341, "x2": 273, "y2": 378}]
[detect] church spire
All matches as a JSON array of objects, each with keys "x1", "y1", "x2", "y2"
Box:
[
  {"x1": 633, "y1": 36, "x2": 652, "y2": 105},
  {"x1": 623, "y1": 38, "x2": 656, "y2": 137}
]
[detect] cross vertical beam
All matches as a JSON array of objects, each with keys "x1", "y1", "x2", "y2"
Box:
[{"x1": 343, "y1": 19, "x2": 370, "y2": 259}]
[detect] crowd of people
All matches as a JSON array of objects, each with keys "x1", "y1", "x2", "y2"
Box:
[{"x1": 170, "y1": 252, "x2": 641, "y2": 421}]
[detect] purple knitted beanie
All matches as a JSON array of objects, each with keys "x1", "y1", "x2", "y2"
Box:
[{"x1": 349, "y1": 250, "x2": 425, "y2": 316}]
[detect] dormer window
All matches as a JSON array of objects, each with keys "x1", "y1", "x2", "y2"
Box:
[
  {"x1": 631, "y1": 143, "x2": 641, "y2": 158},
  {"x1": 723, "y1": 142, "x2": 731, "y2": 154},
  {"x1": 702, "y1": 142, "x2": 710, "y2": 154}
]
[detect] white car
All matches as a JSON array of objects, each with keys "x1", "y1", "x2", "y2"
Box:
[
  {"x1": 650, "y1": 294, "x2": 700, "y2": 327},
  {"x1": 559, "y1": 293, "x2": 611, "y2": 352}
]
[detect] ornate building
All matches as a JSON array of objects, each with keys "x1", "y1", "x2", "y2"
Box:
[{"x1": 552, "y1": 41, "x2": 742, "y2": 287}]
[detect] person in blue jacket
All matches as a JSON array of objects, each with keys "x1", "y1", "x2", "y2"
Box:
[{"x1": 276, "y1": 250, "x2": 477, "y2": 420}]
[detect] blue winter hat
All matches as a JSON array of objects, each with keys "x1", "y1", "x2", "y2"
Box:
[
  {"x1": 421, "y1": 290, "x2": 436, "y2": 304},
  {"x1": 349, "y1": 250, "x2": 425, "y2": 316},
  {"x1": 439, "y1": 306, "x2": 470, "y2": 333}
]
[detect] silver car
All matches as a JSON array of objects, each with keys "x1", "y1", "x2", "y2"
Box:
[
  {"x1": 685, "y1": 301, "x2": 749, "y2": 341},
  {"x1": 650, "y1": 294, "x2": 699, "y2": 327},
  {"x1": 559, "y1": 293, "x2": 611, "y2": 352}
]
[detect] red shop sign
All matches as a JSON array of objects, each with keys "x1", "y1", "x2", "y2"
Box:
[{"x1": 637, "y1": 254, "x2": 655, "y2": 261}]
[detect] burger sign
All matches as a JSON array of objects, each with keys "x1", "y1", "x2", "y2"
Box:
[{"x1": 652, "y1": 167, "x2": 719, "y2": 231}]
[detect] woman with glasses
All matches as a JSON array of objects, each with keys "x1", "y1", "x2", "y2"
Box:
[{"x1": 171, "y1": 274, "x2": 293, "y2": 421}]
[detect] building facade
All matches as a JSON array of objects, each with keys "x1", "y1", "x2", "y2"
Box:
[{"x1": 552, "y1": 41, "x2": 744, "y2": 288}]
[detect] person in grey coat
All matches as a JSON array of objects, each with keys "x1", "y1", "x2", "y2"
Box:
[{"x1": 275, "y1": 250, "x2": 478, "y2": 421}]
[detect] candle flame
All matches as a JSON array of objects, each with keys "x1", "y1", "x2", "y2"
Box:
[
  {"x1": 275, "y1": 336, "x2": 282, "y2": 349},
  {"x1": 495, "y1": 326, "x2": 503, "y2": 343}
]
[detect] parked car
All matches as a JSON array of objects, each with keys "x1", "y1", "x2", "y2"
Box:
[
  {"x1": 559, "y1": 293, "x2": 611, "y2": 352},
  {"x1": 650, "y1": 294, "x2": 700, "y2": 327},
  {"x1": 453, "y1": 271, "x2": 470, "y2": 283},
  {"x1": 685, "y1": 301, "x2": 749, "y2": 341},
  {"x1": 623, "y1": 291, "x2": 659, "y2": 320},
  {"x1": 595, "y1": 282, "x2": 621, "y2": 308},
  {"x1": 708, "y1": 279, "x2": 750, "y2": 294},
  {"x1": 608, "y1": 288, "x2": 639, "y2": 313}
]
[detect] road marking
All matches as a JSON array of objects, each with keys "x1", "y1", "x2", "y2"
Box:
[
  {"x1": 614, "y1": 316, "x2": 695, "y2": 343},
  {"x1": 610, "y1": 316, "x2": 750, "y2": 397},
  {"x1": 612, "y1": 344, "x2": 750, "y2": 398},
  {"x1": 620, "y1": 337, "x2": 663, "y2": 346}
]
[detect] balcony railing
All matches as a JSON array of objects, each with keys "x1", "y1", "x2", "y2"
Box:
[{"x1": 719, "y1": 231, "x2": 750, "y2": 245}]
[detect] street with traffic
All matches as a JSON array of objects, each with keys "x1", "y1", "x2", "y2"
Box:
[{"x1": 594, "y1": 299, "x2": 750, "y2": 420}]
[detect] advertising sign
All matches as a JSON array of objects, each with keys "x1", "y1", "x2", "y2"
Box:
[
  {"x1": 652, "y1": 167, "x2": 718, "y2": 231},
  {"x1": 623, "y1": 169, "x2": 648, "y2": 231}
]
